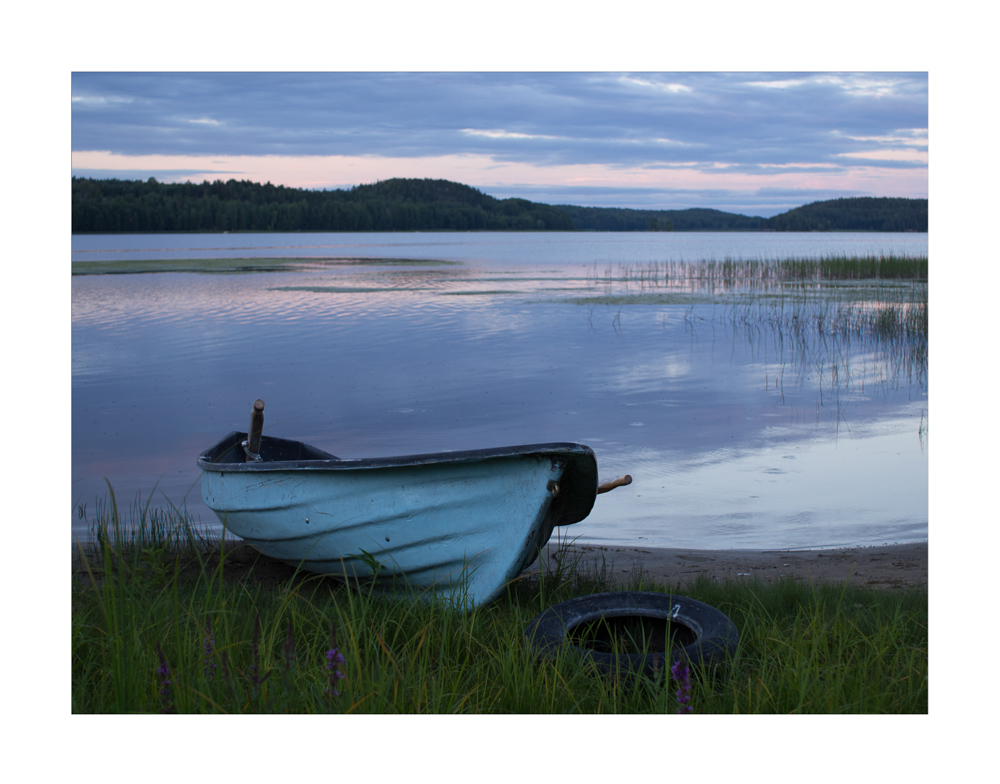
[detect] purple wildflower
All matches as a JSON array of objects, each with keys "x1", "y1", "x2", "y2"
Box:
[
  {"x1": 156, "y1": 642, "x2": 175, "y2": 713},
  {"x1": 671, "y1": 660, "x2": 692, "y2": 714},
  {"x1": 325, "y1": 623, "x2": 346, "y2": 698},
  {"x1": 325, "y1": 648, "x2": 346, "y2": 697}
]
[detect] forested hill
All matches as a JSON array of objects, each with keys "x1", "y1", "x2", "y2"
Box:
[
  {"x1": 71, "y1": 177, "x2": 573, "y2": 233},
  {"x1": 71, "y1": 177, "x2": 927, "y2": 233},
  {"x1": 556, "y1": 205, "x2": 766, "y2": 231},
  {"x1": 765, "y1": 197, "x2": 927, "y2": 232},
  {"x1": 559, "y1": 197, "x2": 926, "y2": 232}
]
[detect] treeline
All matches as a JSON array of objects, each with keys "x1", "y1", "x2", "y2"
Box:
[
  {"x1": 71, "y1": 177, "x2": 927, "y2": 233},
  {"x1": 557, "y1": 205, "x2": 766, "y2": 231},
  {"x1": 71, "y1": 177, "x2": 573, "y2": 233},
  {"x1": 560, "y1": 198, "x2": 926, "y2": 232},
  {"x1": 765, "y1": 197, "x2": 927, "y2": 232}
]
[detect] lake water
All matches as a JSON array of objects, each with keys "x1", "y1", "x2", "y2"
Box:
[{"x1": 72, "y1": 231, "x2": 928, "y2": 550}]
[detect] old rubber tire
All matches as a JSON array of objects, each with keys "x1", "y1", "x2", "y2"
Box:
[{"x1": 525, "y1": 591, "x2": 738, "y2": 677}]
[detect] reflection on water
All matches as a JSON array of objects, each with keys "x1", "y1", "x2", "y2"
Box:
[
  {"x1": 72, "y1": 233, "x2": 927, "y2": 549},
  {"x1": 581, "y1": 414, "x2": 926, "y2": 549},
  {"x1": 72, "y1": 230, "x2": 929, "y2": 268}
]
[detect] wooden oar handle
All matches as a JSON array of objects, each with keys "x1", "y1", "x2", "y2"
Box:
[
  {"x1": 245, "y1": 399, "x2": 265, "y2": 461},
  {"x1": 597, "y1": 474, "x2": 632, "y2": 494}
]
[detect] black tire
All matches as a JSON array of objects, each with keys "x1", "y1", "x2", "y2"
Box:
[{"x1": 525, "y1": 591, "x2": 738, "y2": 677}]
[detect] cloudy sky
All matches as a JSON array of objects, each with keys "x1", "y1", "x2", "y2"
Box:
[{"x1": 71, "y1": 71, "x2": 927, "y2": 217}]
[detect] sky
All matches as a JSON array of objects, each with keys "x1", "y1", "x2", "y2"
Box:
[{"x1": 71, "y1": 71, "x2": 928, "y2": 218}]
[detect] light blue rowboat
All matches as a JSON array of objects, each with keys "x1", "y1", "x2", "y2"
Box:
[{"x1": 198, "y1": 428, "x2": 625, "y2": 607}]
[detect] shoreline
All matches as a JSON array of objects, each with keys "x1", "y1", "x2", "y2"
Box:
[
  {"x1": 73, "y1": 539, "x2": 928, "y2": 591},
  {"x1": 536, "y1": 541, "x2": 928, "y2": 590}
]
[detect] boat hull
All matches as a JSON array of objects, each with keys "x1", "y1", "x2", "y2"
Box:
[{"x1": 198, "y1": 432, "x2": 598, "y2": 606}]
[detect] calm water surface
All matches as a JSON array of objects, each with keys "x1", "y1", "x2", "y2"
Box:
[{"x1": 72, "y1": 232, "x2": 928, "y2": 550}]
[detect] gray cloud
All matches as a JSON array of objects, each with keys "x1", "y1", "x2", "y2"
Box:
[
  {"x1": 72, "y1": 72, "x2": 928, "y2": 169},
  {"x1": 72, "y1": 168, "x2": 246, "y2": 181}
]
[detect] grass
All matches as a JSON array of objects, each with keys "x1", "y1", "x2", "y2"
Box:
[{"x1": 72, "y1": 496, "x2": 927, "y2": 714}]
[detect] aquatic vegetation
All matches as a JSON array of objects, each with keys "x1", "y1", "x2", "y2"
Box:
[
  {"x1": 572, "y1": 254, "x2": 928, "y2": 397},
  {"x1": 72, "y1": 257, "x2": 315, "y2": 275},
  {"x1": 72, "y1": 256, "x2": 459, "y2": 275},
  {"x1": 717, "y1": 284, "x2": 928, "y2": 396},
  {"x1": 585, "y1": 253, "x2": 927, "y2": 293}
]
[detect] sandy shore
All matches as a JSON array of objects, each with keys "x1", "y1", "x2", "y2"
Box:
[
  {"x1": 74, "y1": 540, "x2": 927, "y2": 591},
  {"x1": 534, "y1": 541, "x2": 928, "y2": 590}
]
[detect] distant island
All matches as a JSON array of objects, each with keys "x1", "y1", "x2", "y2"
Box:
[{"x1": 71, "y1": 176, "x2": 928, "y2": 234}]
